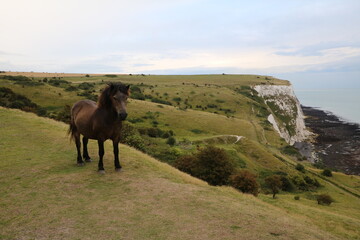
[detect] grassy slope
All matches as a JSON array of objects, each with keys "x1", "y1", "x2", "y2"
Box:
[
  {"x1": 0, "y1": 74, "x2": 286, "y2": 168},
  {"x1": 0, "y1": 107, "x2": 351, "y2": 240}
]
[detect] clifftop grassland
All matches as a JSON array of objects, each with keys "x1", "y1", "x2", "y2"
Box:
[
  {"x1": 1, "y1": 107, "x2": 359, "y2": 240},
  {"x1": 1, "y1": 72, "x2": 360, "y2": 239}
]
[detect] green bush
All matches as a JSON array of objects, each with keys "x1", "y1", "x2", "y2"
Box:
[
  {"x1": 120, "y1": 122, "x2": 146, "y2": 152},
  {"x1": 146, "y1": 127, "x2": 163, "y2": 138},
  {"x1": 190, "y1": 129, "x2": 205, "y2": 134},
  {"x1": 0, "y1": 87, "x2": 46, "y2": 116},
  {"x1": 175, "y1": 146, "x2": 235, "y2": 186},
  {"x1": 78, "y1": 82, "x2": 95, "y2": 90},
  {"x1": 317, "y1": 194, "x2": 334, "y2": 206},
  {"x1": 166, "y1": 137, "x2": 176, "y2": 146},
  {"x1": 280, "y1": 176, "x2": 296, "y2": 192},
  {"x1": 194, "y1": 146, "x2": 235, "y2": 186},
  {"x1": 322, "y1": 169, "x2": 332, "y2": 177},
  {"x1": 230, "y1": 170, "x2": 259, "y2": 196},
  {"x1": 52, "y1": 105, "x2": 71, "y2": 123},
  {"x1": 265, "y1": 175, "x2": 283, "y2": 199},
  {"x1": 295, "y1": 163, "x2": 305, "y2": 173},
  {"x1": 282, "y1": 145, "x2": 300, "y2": 156},
  {"x1": 65, "y1": 86, "x2": 77, "y2": 91},
  {"x1": 294, "y1": 195, "x2": 300, "y2": 200},
  {"x1": 151, "y1": 98, "x2": 172, "y2": 105},
  {"x1": 131, "y1": 92, "x2": 145, "y2": 100},
  {"x1": 122, "y1": 135, "x2": 146, "y2": 152},
  {"x1": 174, "y1": 155, "x2": 198, "y2": 176}
]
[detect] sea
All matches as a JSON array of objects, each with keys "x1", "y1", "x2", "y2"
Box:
[{"x1": 294, "y1": 88, "x2": 360, "y2": 125}]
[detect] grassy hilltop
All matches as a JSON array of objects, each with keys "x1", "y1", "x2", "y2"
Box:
[
  {"x1": 1, "y1": 72, "x2": 360, "y2": 239},
  {"x1": 0, "y1": 107, "x2": 358, "y2": 240}
]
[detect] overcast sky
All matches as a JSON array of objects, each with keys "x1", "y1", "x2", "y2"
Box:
[{"x1": 1, "y1": 0, "x2": 359, "y2": 88}]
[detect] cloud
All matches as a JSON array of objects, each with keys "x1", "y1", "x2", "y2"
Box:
[{"x1": 0, "y1": 0, "x2": 359, "y2": 82}]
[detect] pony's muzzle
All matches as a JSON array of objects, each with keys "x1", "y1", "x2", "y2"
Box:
[{"x1": 119, "y1": 112, "x2": 128, "y2": 121}]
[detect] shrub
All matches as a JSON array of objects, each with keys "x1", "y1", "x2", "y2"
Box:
[
  {"x1": 166, "y1": 137, "x2": 176, "y2": 146},
  {"x1": 151, "y1": 98, "x2": 172, "y2": 105},
  {"x1": 120, "y1": 122, "x2": 140, "y2": 140},
  {"x1": 294, "y1": 195, "x2": 300, "y2": 200},
  {"x1": 147, "y1": 127, "x2": 163, "y2": 138},
  {"x1": 122, "y1": 135, "x2": 146, "y2": 152},
  {"x1": 230, "y1": 170, "x2": 259, "y2": 196},
  {"x1": 0, "y1": 87, "x2": 45, "y2": 116},
  {"x1": 291, "y1": 175, "x2": 308, "y2": 191},
  {"x1": 176, "y1": 146, "x2": 235, "y2": 186},
  {"x1": 322, "y1": 169, "x2": 332, "y2": 177},
  {"x1": 295, "y1": 163, "x2": 305, "y2": 173},
  {"x1": 265, "y1": 175, "x2": 283, "y2": 199},
  {"x1": 317, "y1": 194, "x2": 334, "y2": 205},
  {"x1": 190, "y1": 129, "x2": 205, "y2": 134},
  {"x1": 78, "y1": 82, "x2": 95, "y2": 90},
  {"x1": 194, "y1": 146, "x2": 235, "y2": 186},
  {"x1": 131, "y1": 92, "x2": 145, "y2": 100},
  {"x1": 53, "y1": 105, "x2": 71, "y2": 123},
  {"x1": 282, "y1": 145, "x2": 300, "y2": 156},
  {"x1": 174, "y1": 155, "x2": 198, "y2": 176},
  {"x1": 120, "y1": 122, "x2": 146, "y2": 152},
  {"x1": 65, "y1": 86, "x2": 77, "y2": 91},
  {"x1": 280, "y1": 176, "x2": 296, "y2": 192}
]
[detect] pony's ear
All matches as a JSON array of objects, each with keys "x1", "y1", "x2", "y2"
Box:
[
  {"x1": 108, "y1": 82, "x2": 115, "y2": 91},
  {"x1": 126, "y1": 85, "x2": 131, "y2": 95}
]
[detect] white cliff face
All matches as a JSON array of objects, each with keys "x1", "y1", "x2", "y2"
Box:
[{"x1": 254, "y1": 85, "x2": 311, "y2": 145}]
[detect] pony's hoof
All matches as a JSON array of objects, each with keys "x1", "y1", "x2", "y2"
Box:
[
  {"x1": 85, "y1": 158, "x2": 92, "y2": 162},
  {"x1": 77, "y1": 162, "x2": 85, "y2": 167},
  {"x1": 98, "y1": 170, "x2": 105, "y2": 174},
  {"x1": 115, "y1": 168, "x2": 122, "y2": 172}
]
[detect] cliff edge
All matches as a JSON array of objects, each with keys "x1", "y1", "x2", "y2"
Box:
[{"x1": 254, "y1": 84, "x2": 311, "y2": 145}]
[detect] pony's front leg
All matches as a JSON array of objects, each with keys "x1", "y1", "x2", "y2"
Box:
[
  {"x1": 98, "y1": 140, "x2": 105, "y2": 173},
  {"x1": 113, "y1": 140, "x2": 122, "y2": 171}
]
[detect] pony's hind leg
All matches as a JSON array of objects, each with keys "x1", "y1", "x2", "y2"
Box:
[
  {"x1": 82, "y1": 137, "x2": 92, "y2": 162},
  {"x1": 75, "y1": 134, "x2": 84, "y2": 166}
]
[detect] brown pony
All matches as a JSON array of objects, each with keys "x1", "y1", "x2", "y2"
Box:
[{"x1": 68, "y1": 82, "x2": 130, "y2": 173}]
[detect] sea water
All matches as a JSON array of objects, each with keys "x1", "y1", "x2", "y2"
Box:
[{"x1": 294, "y1": 88, "x2": 360, "y2": 124}]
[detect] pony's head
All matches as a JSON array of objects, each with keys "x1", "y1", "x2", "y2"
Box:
[{"x1": 99, "y1": 82, "x2": 130, "y2": 120}]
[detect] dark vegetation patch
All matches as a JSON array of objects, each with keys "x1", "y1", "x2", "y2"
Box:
[
  {"x1": 175, "y1": 146, "x2": 235, "y2": 186},
  {"x1": 0, "y1": 87, "x2": 47, "y2": 116},
  {"x1": 0, "y1": 75, "x2": 44, "y2": 86},
  {"x1": 190, "y1": 129, "x2": 206, "y2": 134},
  {"x1": 282, "y1": 145, "x2": 303, "y2": 160},
  {"x1": 77, "y1": 90, "x2": 98, "y2": 102},
  {"x1": 317, "y1": 194, "x2": 334, "y2": 205},
  {"x1": 78, "y1": 82, "x2": 95, "y2": 90},
  {"x1": 48, "y1": 78, "x2": 70, "y2": 87}
]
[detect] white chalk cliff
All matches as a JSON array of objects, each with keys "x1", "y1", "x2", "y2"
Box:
[{"x1": 254, "y1": 85, "x2": 311, "y2": 145}]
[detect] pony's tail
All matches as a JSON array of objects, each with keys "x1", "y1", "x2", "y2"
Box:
[{"x1": 68, "y1": 117, "x2": 77, "y2": 142}]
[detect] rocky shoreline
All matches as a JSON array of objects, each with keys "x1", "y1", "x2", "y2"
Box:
[{"x1": 300, "y1": 106, "x2": 360, "y2": 175}]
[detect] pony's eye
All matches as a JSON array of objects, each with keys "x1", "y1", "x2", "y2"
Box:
[{"x1": 113, "y1": 96, "x2": 118, "y2": 100}]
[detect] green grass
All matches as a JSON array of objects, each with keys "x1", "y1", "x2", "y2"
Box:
[
  {"x1": 1, "y1": 73, "x2": 360, "y2": 239},
  {"x1": 1, "y1": 107, "x2": 350, "y2": 240}
]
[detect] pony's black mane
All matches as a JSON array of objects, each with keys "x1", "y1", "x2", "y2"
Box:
[{"x1": 98, "y1": 82, "x2": 128, "y2": 108}]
